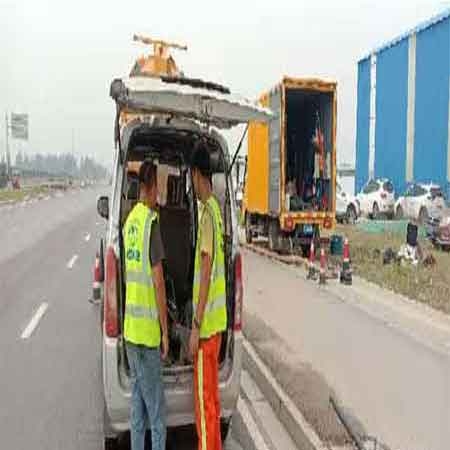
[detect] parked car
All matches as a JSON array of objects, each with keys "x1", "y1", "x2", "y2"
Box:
[
  {"x1": 428, "y1": 209, "x2": 450, "y2": 251},
  {"x1": 395, "y1": 183, "x2": 446, "y2": 224},
  {"x1": 99, "y1": 75, "x2": 270, "y2": 447},
  {"x1": 356, "y1": 178, "x2": 395, "y2": 219},
  {"x1": 336, "y1": 182, "x2": 360, "y2": 224}
]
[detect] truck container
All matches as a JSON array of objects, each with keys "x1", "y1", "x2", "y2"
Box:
[{"x1": 243, "y1": 76, "x2": 337, "y2": 254}]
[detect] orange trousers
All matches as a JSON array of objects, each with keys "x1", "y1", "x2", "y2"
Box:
[{"x1": 194, "y1": 333, "x2": 222, "y2": 450}]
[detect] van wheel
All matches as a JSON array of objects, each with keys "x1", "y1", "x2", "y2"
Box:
[
  {"x1": 104, "y1": 437, "x2": 119, "y2": 450},
  {"x1": 268, "y1": 220, "x2": 281, "y2": 252},
  {"x1": 396, "y1": 205, "x2": 404, "y2": 220},
  {"x1": 245, "y1": 213, "x2": 253, "y2": 244}
]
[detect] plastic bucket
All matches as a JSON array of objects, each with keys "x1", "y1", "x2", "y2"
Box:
[{"x1": 330, "y1": 234, "x2": 343, "y2": 255}]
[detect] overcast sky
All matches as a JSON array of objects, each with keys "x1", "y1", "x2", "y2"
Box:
[{"x1": 0, "y1": 0, "x2": 447, "y2": 168}]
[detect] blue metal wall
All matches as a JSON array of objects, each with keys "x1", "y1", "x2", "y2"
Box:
[
  {"x1": 414, "y1": 18, "x2": 450, "y2": 190},
  {"x1": 374, "y1": 40, "x2": 409, "y2": 195},
  {"x1": 355, "y1": 58, "x2": 370, "y2": 194}
]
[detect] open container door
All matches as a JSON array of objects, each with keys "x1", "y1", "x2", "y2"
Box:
[{"x1": 110, "y1": 76, "x2": 272, "y2": 132}]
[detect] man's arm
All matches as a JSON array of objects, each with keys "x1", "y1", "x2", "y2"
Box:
[
  {"x1": 152, "y1": 262, "x2": 168, "y2": 340},
  {"x1": 194, "y1": 251, "x2": 213, "y2": 328}
]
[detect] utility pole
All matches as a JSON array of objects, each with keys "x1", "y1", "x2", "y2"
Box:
[{"x1": 5, "y1": 113, "x2": 11, "y2": 181}]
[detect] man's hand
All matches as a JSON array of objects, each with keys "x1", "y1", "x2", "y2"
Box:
[
  {"x1": 189, "y1": 328, "x2": 200, "y2": 361},
  {"x1": 161, "y1": 333, "x2": 169, "y2": 361}
]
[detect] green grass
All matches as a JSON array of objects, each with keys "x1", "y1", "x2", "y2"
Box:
[
  {"x1": 337, "y1": 223, "x2": 450, "y2": 314},
  {"x1": 0, "y1": 185, "x2": 50, "y2": 203}
]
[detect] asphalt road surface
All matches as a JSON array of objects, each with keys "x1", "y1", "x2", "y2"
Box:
[
  {"x1": 0, "y1": 187, "x2": 242, "y2": 450},
  {"x1": 243, "y1": 248, "x2": 450, "y2": 450}
]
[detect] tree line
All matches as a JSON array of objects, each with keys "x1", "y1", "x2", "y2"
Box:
[{"x1": 11, "y1": 152, "x2": 109, "y2": 180}]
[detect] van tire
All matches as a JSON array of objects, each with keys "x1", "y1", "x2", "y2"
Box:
[
  {"x1": 372, "y1": 203, "x2": 380, "y2": 220},
  {"x1": 419, "y1": 207, "x2": 429, "y2": 225},
  {"x1": 103, "y1": 404, "x2": 118, "y2": 450}
]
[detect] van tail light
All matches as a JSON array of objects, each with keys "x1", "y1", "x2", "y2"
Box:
[
  {"x1": 233, "y1": 253, "x2": 243, "y2": 332},
  {"x1": 104, "y1": 246, "x2": 119, "y2": 338},
  {"x1": 381, "y1": 192, "x2": 387, "y2": 199}
]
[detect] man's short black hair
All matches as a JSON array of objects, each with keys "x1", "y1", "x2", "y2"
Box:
[
  {"x1": 139, "y1": 160, "x2": 157, "y2": 186},
  {"x1": 191, "y1": 142, "x2": 211, "y2": 177}
]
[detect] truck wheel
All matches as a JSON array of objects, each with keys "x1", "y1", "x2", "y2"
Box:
[
  {"x1": 419, "y1": 207, "x2": 429, "y2": 225},
  {"x1": 268, "y1": 220, "x2": 281, "y2": 252},
  {"x1": 346, "y1": 205, "x2": 357, "y2": 225},
  {"x1": 372, "y1": 203, "x2": 380, "y2": 220},
  {"x1": 245, "y1": 213, "x2": 253, "y2": 244}
]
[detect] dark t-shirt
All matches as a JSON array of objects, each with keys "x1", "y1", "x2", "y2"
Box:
[{"x1": 149, "y1": 220, "x2": 165, "y2": 267}]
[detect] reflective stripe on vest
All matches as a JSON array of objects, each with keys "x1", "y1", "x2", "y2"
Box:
[
  {"x1": 193, "y1": 196, "x2": 227, "y2": 339},
  {"x1": 123, "y1": 202, "x2": 160, "y2": 347}
]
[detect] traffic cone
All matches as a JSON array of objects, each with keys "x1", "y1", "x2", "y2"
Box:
[
  {"x1": 319, "y1": 247, "x2": 327, "y2": 285},
  {"x1": 307, "y1": 240, "x2": 316, "y2": 280},
  {"x1": 89, "y1": 252, "x2": 102, "y2": 304},
  {"x1": 340, "y1": 237, "x2": 352, "y2": 285}
]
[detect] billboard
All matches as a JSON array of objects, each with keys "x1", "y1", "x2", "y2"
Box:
[{"x1": 10, "y1": 113, "x2": 28, "y2": 140}]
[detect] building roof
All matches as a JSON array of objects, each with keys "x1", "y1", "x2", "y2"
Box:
[{"x1": 359, "y1": 8, "x2": 450, "y2": 62}]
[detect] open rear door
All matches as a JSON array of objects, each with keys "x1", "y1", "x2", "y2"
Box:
[{"x1": 110, "y1": 76, "x2": 272, "y2": 129}]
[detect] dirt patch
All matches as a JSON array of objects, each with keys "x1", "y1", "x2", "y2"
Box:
[
  {"x1": 337, "y1": 223, "x2": 450, "y2": 314},
  {"x1": 244, "y1": 311, "x2": 362, "y2": 447},
  {"x1": 0, "y1": 185, "x2": 50, "y2": 203}
]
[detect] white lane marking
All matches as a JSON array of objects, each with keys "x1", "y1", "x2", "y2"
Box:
[
  {"x1": 85, "y1": 233, "x2": 91, "y2": 242},
  {"x1": 21, "y1": 302, "x2": 49, "y2": 339},
  {"x1": 67, "y1": 254, "x2": 79, "y2": 269}
]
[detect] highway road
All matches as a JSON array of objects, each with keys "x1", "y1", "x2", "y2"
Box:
[{"x1": 0, "y1": 187, "x2": 242, "y2": 450}]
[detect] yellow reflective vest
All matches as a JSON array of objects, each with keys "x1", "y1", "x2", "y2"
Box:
[
  {"x1": 123, "y1": 202, "x2": 160, "y2": 347},
  {"x1": 193, "y1": 196, "x2": 227, "y2": 339}
]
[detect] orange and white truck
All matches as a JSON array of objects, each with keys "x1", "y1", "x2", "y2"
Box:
[{"x1": 243, "y1": 77, "x2": 337, "y2": 254}]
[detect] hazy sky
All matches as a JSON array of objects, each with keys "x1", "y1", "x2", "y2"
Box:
[{"x1": 0, "y1": 0, "x2": 447, "y2": 168}]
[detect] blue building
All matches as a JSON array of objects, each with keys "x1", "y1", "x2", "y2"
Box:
[{"x1": 355, "y1": 10, "x2": 450, "y2": 199}]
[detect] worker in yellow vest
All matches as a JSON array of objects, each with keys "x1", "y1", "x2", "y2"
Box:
[
  {"x1": 123, "y1": 161, "x2": 168, "y2": 450},
  {"x1": 189, "y1": 144, "x2": 227, "y2": 450}
]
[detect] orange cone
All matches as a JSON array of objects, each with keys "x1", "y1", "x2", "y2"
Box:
[
  {"x1": 340, "y1": 238, "x2": 352, "y2": 285},
  {"x1": 89, "y1": 252, "x2": 102, "y2": 304},
  {"x1": 307, "y1": 240, "x2": 315, "y2": 279},
  {"x1": 319, "y1": 247, "x2": 327, "y2": 285}
]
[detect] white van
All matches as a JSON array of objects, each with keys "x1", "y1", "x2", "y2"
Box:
[{"x1": 97, "y1": 75, "x2": 271, "y2": 448}]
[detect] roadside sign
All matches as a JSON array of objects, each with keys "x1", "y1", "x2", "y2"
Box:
[{"x1": 10, "y1": 113, "x2": 28, "y2": 140}]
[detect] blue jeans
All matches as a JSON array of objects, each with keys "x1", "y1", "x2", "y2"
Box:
[{"x1": 126, "y1": 342, "x2": 166, "y2": 450}]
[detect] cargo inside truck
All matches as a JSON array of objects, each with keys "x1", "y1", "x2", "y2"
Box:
[{"x1": 284, "y1": 88, "x2": 334, "y2": 212}]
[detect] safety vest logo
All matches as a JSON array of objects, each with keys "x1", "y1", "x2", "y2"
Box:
[{"x1": 126, "y1": 222, "x2": 141, "y2": 262}]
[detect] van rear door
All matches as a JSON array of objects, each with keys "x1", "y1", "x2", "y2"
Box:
[{"x1": 110, "y1": 76, "x2": 272, "y2": 129}]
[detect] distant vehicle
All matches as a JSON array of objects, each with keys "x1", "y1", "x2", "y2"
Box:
[
  {"x1": 395, "y1": 183, "x2": 446, "y2": 224},
  {"x1": 99, "y1": 35, "x2": 271, "y2": 449},
  {"x1": 243, "y1": 77, "x2": 337, "y2": 255},
  {"x1": 428, "y1": 209, "x2": 450, "y2": 251},
  {"x1": 336, "y1": 181, "x2": 360, "y2": 224},
  {"x1": 357, "y1": 178, "x2": 395, "y2": 219}
]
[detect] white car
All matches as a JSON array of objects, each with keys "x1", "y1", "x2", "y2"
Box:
[
  {"x1": 99, "y1": 75, "x2": 271, "y2": 448},
  {"x1": 336, "y1": 182, "x2": 360, "y2": 224},
  {"x1": 395, "y1": 183, "x2": 446, "y2": 223},
  {"x1": 357, "y1": 178, "x2": 395, "y2": 219}
]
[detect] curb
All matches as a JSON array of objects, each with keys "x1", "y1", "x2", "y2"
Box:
[
  {"x1": 233, "y1": 397, "x2": 271, "y2": 450},
  {"x1": 242, "y1": 243, "x2": 309, "y2": 269},
  {"x1": 243, "y1": 339, "x2": 328, "y2": 450}
]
